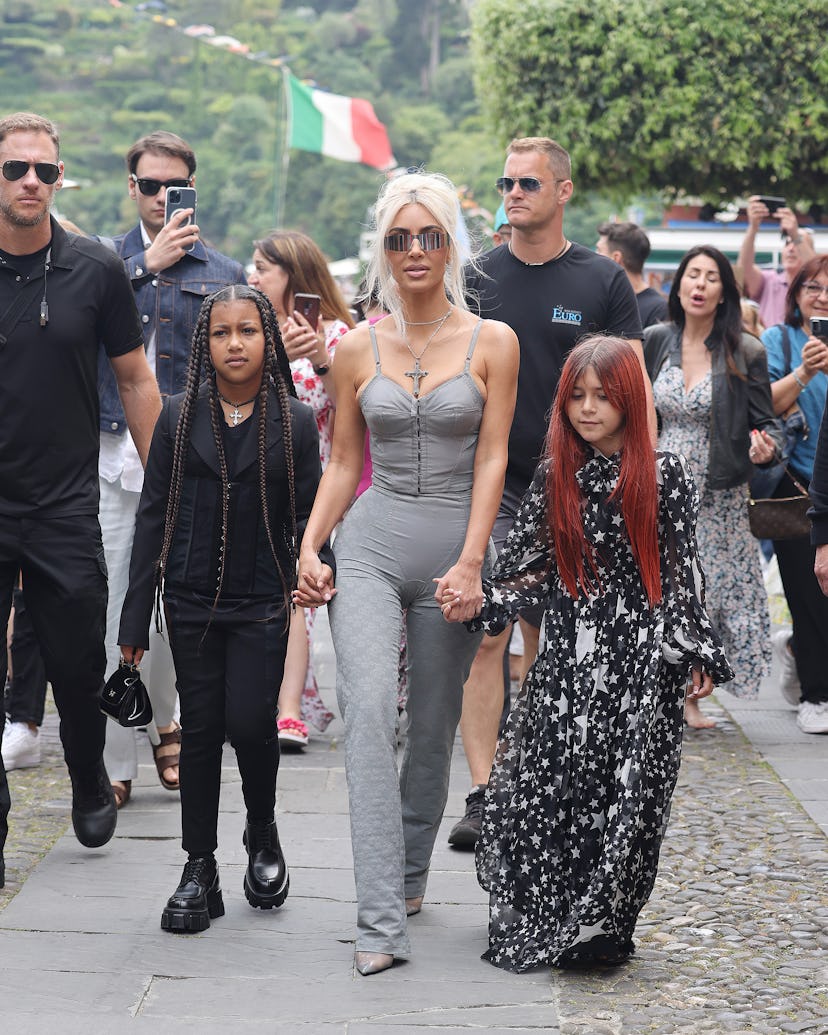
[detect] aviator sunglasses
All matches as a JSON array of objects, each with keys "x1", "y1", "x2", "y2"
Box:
[
  {"x1": 495, "y1": 176, "x2": 547, "y2": 195},
  {"x1": 383, "y1": 230, "x2": 447, "y2": 252},
  {"x1": 130, "y1": 173, "x2": 193, "y2": 197},
  {"x1": 2, "y1": 160, "x2": 61, "y2": 185}
]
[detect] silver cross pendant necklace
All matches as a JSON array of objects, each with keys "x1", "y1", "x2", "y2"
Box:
[
  {"x1": 401, "y1": 307, "x2": 453, "y2": 397},
  {"x1": 218, "y1": 392, "x2": 257, "y2": 426}
]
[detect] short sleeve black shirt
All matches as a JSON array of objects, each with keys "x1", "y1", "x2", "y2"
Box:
[
  {"x1": 0, "y1": 219, "x2": 144, "y2": 516},
  {"x1": 466, "y1": 242, "x2": 642, "y2": 494},
  {"x1": 636, "y1": 286, "x2": 669, "y2": 329}
]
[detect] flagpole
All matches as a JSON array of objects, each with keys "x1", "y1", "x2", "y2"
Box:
[{"x1": 275, "y1": 66, "x2": 292, "y2": 229}]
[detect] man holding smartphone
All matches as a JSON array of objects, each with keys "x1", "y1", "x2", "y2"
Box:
[
  {"x1": 738, "y1": 195, "x2": 815, "y2": 327},
  {"x1": 96, "y1": 131, "x2": 247, "y2": 808}
]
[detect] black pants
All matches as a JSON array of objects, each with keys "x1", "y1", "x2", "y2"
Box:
[
  {"x1": 0, "y1": 514, "x2": 108, "y2": 856},
  {"x1": 164, "y1": 595, "x2": 289, "y2": 856},
  {"x1": 773, "y1": 473, "x2": 828, "y2": 704},
  {"x1": 4, "y1": 587, "x2": 48, "y2": 726}
]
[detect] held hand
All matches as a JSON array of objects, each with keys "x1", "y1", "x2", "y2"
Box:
[
  {"x1": 748, "y1": 428, "x2": 777, "y2": 465},
  {"x1": 118, "y1": 645, "x2": 145, "y2": 666},
  {"x1": 777, "y1": 207, "x2": 800, "y2": 239},
  {"x1": 801, "y1": 336, "x2": 828, "y2": 377},
  {"x1": 433, "y1": 559, "x2": 483, "y2": 623},
  {"x1": 144, "y1": 209, "x2": 199, "y2": 272},
  {"x1": 746, "y1": 196, "x2": 769, "y2": 228},
  {"x1": 282, "y1": 314, "x2": 328, "y2": 369},
  {"x1": 293, "y1": 551, "x2": 336, "y2": 607},
  {"x1": 815, "y1": 544, "x2": 828, "y2": 597},
  {"x1": 686, "y1": 666, "x2": 714, "y2": 699}
]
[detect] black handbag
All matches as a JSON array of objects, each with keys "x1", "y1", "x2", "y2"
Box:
[
  {"x1": 99, "y1": 661, "x2": 153, "y2": 727},
  {"x1": 747, "y1": 468, "x2": 812, "y2": 541}
]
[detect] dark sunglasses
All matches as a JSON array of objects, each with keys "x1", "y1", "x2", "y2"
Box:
[
  {"x1": 130, "y1": 173, "x2": 192, "y2": 197},
  {"x1": 2, "y1": 160, "x2": 60, "y2": 185},
  {"x1": 495, "y1": 176, "x2": 544, "y2": 195},
  {"x1": 384, "y1": 230, "x2": 447, "y2": 252}
]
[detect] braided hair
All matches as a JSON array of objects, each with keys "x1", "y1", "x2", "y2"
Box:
[{"x1": 155, "y1": 285, "x2": 299, "y2": 622}]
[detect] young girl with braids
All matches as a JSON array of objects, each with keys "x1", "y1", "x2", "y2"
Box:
[
  {"x1": 118, "y1": 284, "x2": 332, "y2": 933},
  {"x1": 443, "y1": 335, "x2": 733, "y2": 971}
]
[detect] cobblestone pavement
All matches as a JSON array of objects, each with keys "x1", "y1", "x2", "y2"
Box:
[
  {"x1": 549, "y1": 699, "x2": 828, "y2": 1034},
  {"x1": 2, "y1": 693, "x2": 827, "y2": 1033}
]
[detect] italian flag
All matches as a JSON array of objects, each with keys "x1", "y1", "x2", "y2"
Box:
[{"x1": 287, "y1": 72, "x2": 395, "y2": 171}]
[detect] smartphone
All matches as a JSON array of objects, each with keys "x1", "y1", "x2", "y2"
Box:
[
  {"x1": 756, "y1": 195, "x2": 786, "y2": 214},
  {"x1": 810, "y1": 317, "x2": 828, "y2": 339},
  {"x1": 294, "y1": 292, "x2": 320, "y2": 330},
  {"x1": 165, "y1": 186, "x2": 197, "y2": 251}
]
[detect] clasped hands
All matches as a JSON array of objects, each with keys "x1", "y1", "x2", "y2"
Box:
[{"x1": 434, "y1": 560, "x2": 483, "y2": 623}]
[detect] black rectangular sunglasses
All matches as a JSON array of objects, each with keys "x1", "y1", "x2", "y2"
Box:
[
  {"x1": 2, "y1": 160, "x2": 60, "y2": 185},
  {"x1": 130, "y1": 174, "x2": 192, "y2": 197}
]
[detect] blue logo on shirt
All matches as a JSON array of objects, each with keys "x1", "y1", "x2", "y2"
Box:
[{"x1": 551, "y1": 305, "x2": 583, "y2": 325}]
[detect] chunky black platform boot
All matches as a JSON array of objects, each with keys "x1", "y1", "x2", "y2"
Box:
[
  {"x1": 243, "y1": 817, "x2": 289, "y2": 909},
  {"x1": 161, "y1": 855, "x2": 224, "y2": 933}
]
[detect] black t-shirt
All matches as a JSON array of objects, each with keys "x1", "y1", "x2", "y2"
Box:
[
  {"x1": 466, "y1": 242, "x2": 642, "y2": 494},
  {"x1": 0, "y1": 220, "x2": 144, "y2": 516},
  {"x1": 636, "y1": 286, "x2": 669, "y2": 329}
]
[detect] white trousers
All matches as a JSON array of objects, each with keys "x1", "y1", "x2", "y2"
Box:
[{"x1": 100, "y1": 477, "x2": 178, "y2": 782}]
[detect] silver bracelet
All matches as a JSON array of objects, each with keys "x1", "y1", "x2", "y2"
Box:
[{"x1": 792, "y1": 371, "x2": 807, "y2": 391}]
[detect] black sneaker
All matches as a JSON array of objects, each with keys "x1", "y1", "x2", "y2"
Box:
[{"x1": 447, "y1": 785, "x2": 486, "y2": 850}]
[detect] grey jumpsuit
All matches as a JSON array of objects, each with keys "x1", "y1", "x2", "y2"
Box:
[{"x1": 329, "y1": 321, "x2": 489, "y2": 955}]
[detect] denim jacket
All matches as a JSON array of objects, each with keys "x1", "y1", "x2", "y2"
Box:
[
  {"x1": 98, "y1": 225, "x2": 246, "y2": 434},
  {"x1": 644, "y1": 323, "x2": 784, "y2": 490}
]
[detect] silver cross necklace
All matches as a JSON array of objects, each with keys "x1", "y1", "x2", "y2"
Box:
[
  {"x1": 401, "y1": 307, "x2": 453, "y2": 397},
  {"x1": 218, "y1": 392, "x2": 257, "y2": 426}
]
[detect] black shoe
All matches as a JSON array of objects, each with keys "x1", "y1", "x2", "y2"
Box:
[
  {"x1": 70, "y1": 759, "x2": 117, "y2": 848},
  {"x1": 161, "y1": 856, "x2": 224, "y2": 933},
  {"x1": 243, "y1": 816, "x2": 289, "y2": 909},
  {"x1": 447, "y1": 785, "x2": 486, "y2": 850}
]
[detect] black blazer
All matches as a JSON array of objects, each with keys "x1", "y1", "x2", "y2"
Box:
[{"x1": 119, "y1": 382, "x2": 333, "y2": 648}]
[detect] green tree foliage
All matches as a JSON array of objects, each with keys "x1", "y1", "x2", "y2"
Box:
[
  {"x1": 472, "y1": 0, "x2": 828, "y2": 204},
  {"x1": 0, "y1": 0, "x2": 498, "y2": 261}
]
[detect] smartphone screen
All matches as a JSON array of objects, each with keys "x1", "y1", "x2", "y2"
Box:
[
  {"x1": 294, "y1": 293, "x2": 321, "y2": 330},
  {"x1": 165, "y1": 186, "x2": 197, "y2": 251}
]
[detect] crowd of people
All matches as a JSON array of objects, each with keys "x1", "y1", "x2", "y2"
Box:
[{"x1": 1, "y1": 110, "x2": 827, "y2": 974}]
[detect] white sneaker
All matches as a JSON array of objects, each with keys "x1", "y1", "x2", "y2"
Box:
[
  {"x1": 2, "y1": 720, "x2": 42, "y2": 770},
  {"x1": 771, "y1": 629, "x2": 800, "y2": 706},
  {"x1": 797, "y1": 701, "x2": 828, "y2": 735}
]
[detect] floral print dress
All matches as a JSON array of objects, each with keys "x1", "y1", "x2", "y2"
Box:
[
  {"x1": 653, "y1": 366, "x2": 771, "y2": 697},
  {"x1": 472, "y1": 451, "x2": 733, "y2": 972}
]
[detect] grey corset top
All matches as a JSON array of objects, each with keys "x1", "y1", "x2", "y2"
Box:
[{"x1": 359, "y1": 320, "x2": 484, "y2": 497}]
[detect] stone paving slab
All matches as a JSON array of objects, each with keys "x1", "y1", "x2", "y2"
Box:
[{"x1": 1, "y1": 612, "x2": 827, "y2": 1032}]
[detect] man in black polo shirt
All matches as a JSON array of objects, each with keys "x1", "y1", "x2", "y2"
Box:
[
  {"x1": 0, "y1": 112, "x2": 161, "y2": 885},
  {"x1": 450, "y1": 136, "x2": 648, "y2": 848}
]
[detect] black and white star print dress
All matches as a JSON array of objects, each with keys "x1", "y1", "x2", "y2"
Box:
[{"x1": 472, "y1": 450, "x2": 733, "y2": 972}]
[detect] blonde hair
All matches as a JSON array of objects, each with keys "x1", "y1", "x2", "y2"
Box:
[
  {"x1": 365, "y1": 171, "x2": 472, "y2": 334},
  {"x1": 507, "y1": 137, "x2": 571, "y2": 180}
]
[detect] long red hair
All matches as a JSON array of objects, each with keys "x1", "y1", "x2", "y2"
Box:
[{"x1": 545, "y1": 335, "x2": 662, "y2": 606}]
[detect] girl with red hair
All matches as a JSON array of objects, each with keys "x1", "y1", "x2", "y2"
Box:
[{"x1": 443, "y1": 334, "x2": 732, "y2": 971}]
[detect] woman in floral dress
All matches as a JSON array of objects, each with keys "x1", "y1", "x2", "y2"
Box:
[
  {"x1": 249, "y1": 231, "x2": 354, "y2": 745},
  {"x1": 444, "y1": 335, "x2": 733, "y2": 971},
  {"x1": 644, "y1": 246, "x2": 782, "y2": 727}
]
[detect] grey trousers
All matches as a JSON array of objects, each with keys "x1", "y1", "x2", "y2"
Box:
[{"x1": 330, "y1": 490, "x2": 485, "y2": 955}]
